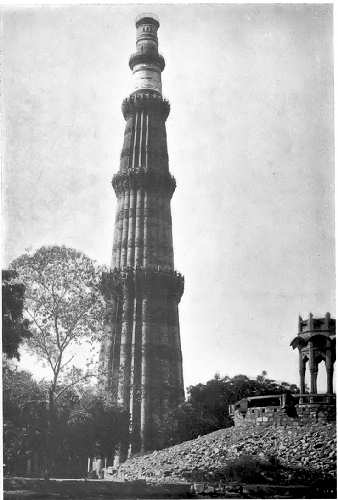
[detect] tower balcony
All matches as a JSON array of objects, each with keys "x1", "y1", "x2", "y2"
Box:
[
  {"x1": 129, "y1": 52, "x2": 165, "y2": 72},
  {"x1": 101, "y1": 267, "x2": 184, "y2": 304},
  {"x1": 121, "y1": 92, "x2": 170, "y2": 121},
  {"x1": 112, "y1": 168, "x2": 176, "y2": 198}
]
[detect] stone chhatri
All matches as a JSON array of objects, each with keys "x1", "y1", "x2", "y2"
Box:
[{"x1": 291, "y1": 312, "x2": 335, "y2": 398}]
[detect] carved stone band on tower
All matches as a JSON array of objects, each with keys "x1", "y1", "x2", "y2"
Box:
[{"x1": 99, "y1": 14, "x2": 185, "y2": 463}]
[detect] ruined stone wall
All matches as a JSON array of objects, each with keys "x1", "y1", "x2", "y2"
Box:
[
  {"x1": 233, "y1": 406, "x2": 298, "y2": 428},
  {"x1": 297, "y1": 404, "x2": 336, "y2": 424},
  {"x1": 233, "y1": 404, "x2": 336, "y2": 428}
]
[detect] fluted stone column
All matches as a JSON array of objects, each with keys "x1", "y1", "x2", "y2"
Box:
[{"x1": 99, "y1": 14, "x2": 184, "y2": 463}]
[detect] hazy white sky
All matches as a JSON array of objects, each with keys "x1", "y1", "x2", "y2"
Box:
[{"x1": 2, "y1": 4, "x2": 335, "y2": 391}]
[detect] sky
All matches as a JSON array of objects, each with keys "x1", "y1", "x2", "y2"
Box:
[{"x1": 2, "y1": 4, "x2": 335, "y2": 392}]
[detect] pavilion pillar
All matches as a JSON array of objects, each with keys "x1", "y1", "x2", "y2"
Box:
[
  {"x1": 326, "y1": 348, "x2": 334, "y2": 395},
  {"x1": 299, "y1": 350, "x2": 306, "y2": 397},
  {"x1": 309, "y1": 341, "x2": 318, "y2": 395}
]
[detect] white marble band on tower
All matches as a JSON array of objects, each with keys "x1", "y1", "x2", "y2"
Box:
[{"x1": 129, "y1": 14, "x2": 165, "y2": 94}]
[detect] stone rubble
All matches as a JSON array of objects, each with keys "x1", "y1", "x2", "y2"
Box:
[{"x1": 114, "y1": 423, "x2": 336, "y2": 484}]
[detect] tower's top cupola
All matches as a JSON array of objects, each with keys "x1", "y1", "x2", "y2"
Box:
[
  {"x1": 135, "y1": 14, "x2": 160, "y2": 53},
  {"x1": 129, "y1": 13, "x2": 165, "y2": 95}
]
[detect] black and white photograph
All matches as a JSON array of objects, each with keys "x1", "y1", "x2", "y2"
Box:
[{"x1": 1, "y1": 3, "x2": 336, "y2": 498}]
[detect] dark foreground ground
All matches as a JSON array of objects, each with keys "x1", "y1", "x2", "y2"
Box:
[
  {"x1": 3, "y1": 477, "x2": 337, "y2": 499},
  {"x1": 4, "y1": 422, "x2": 336, "y2": 499}
]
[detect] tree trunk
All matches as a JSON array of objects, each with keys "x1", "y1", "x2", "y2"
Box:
[{"x1": 45, "y1": 387, "x2": 56, "y2": 478}]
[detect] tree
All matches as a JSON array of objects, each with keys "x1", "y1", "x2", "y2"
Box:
[
  {"x1": 3, "y1": 362, "x2": 129, "y2": 477},
  {"x1": 256, "y1": 370, "x2": 268, "y2": 384},
  {"x1": 2, "y1": 270, "x2": 31, "y2": 359},
  {"x1": 66, "y1": 392, "x2": 129, "y2": 469},
  {"x1": 3, "y1": 361, "x2": 48, "y2": 475},
  {"x1": 10, "y1": 246, "x2": 105, "y2": 390},
  {"x1": 163, "y1": 372, "x2": 299, "y2": 446},
  {"x1": 10, "y1": 245, "x2": 106, "y2": 473}
]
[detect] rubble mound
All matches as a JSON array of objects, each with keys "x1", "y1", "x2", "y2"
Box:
[{"x1": 115, "y1": 423, "x2": 336, "y2": 484}]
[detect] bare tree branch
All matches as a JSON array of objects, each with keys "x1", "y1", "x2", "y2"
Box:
[
  {"x1": 24, "y1": 309, "x2": 56, "y2": 373},
  {"x1": 55, "y1": 372, "x2": 97, "y2": 401},
  {"x1": 60, "y1": 355, "x2": 75, "y2": 371}
]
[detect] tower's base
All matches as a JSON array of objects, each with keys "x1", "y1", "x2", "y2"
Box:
[{"x1": 99, "y1": 268, "x2": 185, "y2": 462}]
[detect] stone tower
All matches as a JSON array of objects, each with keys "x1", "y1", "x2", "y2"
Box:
[{"x1": 99, "y1": 14, "x2": 185, "y2": 461}]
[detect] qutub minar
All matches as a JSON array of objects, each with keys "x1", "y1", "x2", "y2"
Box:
[{"x1": 99, "y1": 14, "x2": 185, "y2": 462}]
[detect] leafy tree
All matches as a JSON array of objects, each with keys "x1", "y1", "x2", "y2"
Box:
[
  {"x1": 163, "y1": 401, "x2": 220, "y2": 447},
  {"x1": 163, "y1": 372, "x2": 299, "y2": 447},
  {"x1": 66, "y1": 392, "x2": 129, "y2": 468},
  {"x1": 9, "y1": 245, "x2": 106, "y2": 473},
  {"x1": 3, "y1": 363, "x2": 129, "y2": 477},
  {"x1": 3, "y1": 361, "x2": 48, "y2": 475},
  {"x1": 10, "y1": 246, "x2": 105, "y2": 395},
  {"x1": 37, "y1": 387, "x2": 129, "y2": 477},
  {"x1": 2, "y1": 270, "x2": 31, "y2": 359},
  {"x1": 256, "y1": 370, "x2": 268, "y2": 384}
]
